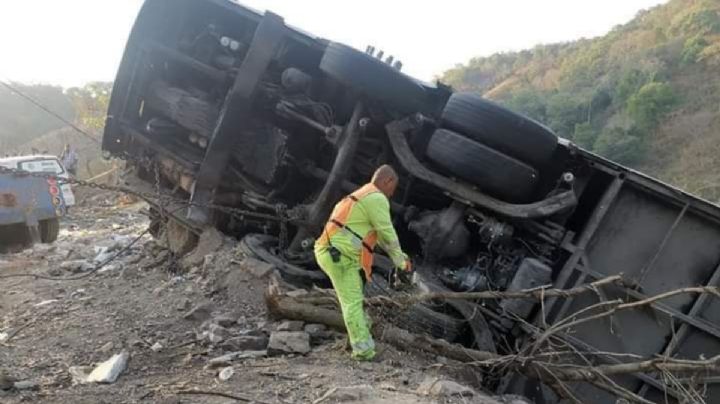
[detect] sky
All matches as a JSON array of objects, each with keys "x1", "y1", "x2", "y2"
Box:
[{"x1": 0, "y1": 0, "x2": 667, "y2": 88}]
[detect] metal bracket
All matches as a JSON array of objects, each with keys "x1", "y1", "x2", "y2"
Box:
[{"x1": 187, "y1": 12, "x2": 287, "y2": 224}]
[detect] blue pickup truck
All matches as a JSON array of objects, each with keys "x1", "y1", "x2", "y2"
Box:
[{"x1": 0, "y1": 167, "x2": 66, "y2": 249}]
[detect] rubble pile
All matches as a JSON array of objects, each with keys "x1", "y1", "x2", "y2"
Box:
[{"x1": 0, "y1": 200, "x2": 532, "y2": 403}]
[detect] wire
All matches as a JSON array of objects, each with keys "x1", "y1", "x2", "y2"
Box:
[
  {"x1": 0, "y1": 80, "x2": 100, "y2": 144},
  {"x1": 0, "y1": 228, "x2": 149, "y2": 281}
]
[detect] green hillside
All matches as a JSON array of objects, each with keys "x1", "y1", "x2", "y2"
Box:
[{"x1": 442, "y1": 0, "x2": 720, "y2": 202}]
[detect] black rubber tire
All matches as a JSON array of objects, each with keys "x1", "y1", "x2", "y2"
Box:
[
  {"x1": 239, "y1": 234, "x2": 329, "y2": 287},
  {"x1": 39, "y1": 218, "x2": 60, "y2": 244},
  {"x1": 426, "y1": 129, "x2": 539, "y2": 202},
  {"x1": 365, "y1": 274, "x2": 465, "y2": 342},
  {"x1": 320, "y1": 42, "x2": 427, "y2": 113},
  {"x1": 441, "y1": 92, "x2": 558, "y2": 167}
]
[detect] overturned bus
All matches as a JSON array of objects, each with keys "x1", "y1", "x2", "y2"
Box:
[{"x1": 102, "y1": 1, "x2": 720, "y2": 402}]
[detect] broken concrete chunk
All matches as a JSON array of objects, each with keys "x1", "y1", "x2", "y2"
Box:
[
  {"x1": 417, "y1": 377, "x2": 475, "y2": 398},
  {"x1": 241, "y1": 257, "x2": 274, "y2": 278},
  {"x1": 277, "y1": 320, "x2": 304, "y2": 332},
  {"x1": 268, "y1": 331, "x2": 311, "y2": 355},
  {"x1": 83, "y1": 351, "x2": 130, "y2": 384}
]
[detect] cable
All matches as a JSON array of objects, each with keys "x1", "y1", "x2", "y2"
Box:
[
  {"x1": 0, "y1": 80, "x2": 100, "y2": 144},
  {"x1": 0, "y1": 228, "x2": 149, "y2": 281}
]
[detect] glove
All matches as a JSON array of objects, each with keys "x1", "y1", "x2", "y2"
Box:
[
  {"x1": 390, "y1": 263, "x2": 413, "y2": 291},
  {"x1": 403, "y1": 258, "x2": 413, "y2": 272}
]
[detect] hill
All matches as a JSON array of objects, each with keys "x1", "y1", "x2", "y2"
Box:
[{"x1": 442, "y1": 0, "x2": 720, "y2": 202}]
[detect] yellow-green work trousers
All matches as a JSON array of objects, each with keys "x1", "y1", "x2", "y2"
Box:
[{"x1": 315, "y1": 248, "x2": 375, "y2": 361}]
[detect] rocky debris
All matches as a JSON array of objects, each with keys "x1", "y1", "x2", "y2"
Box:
[
  {"x1": 60, "y1": 260, "x2": 89, "y2": 273},
  {"x1": 150, "y1": 342, "x2": 164, "y2": 352},
  {"x1": 214, "y1": 314, "x2": 238, "y2": 328},
  {"x1": 70, "y1": 351, "x2": 130, "y2": 384},
  {"x1": 183, "y1": 302, "x2": 214, "y2": 324},
  {"x1": 218, "y1": 366, "x2": 235, "y2": 381},
  {"x1": 240, "y1": 257, "x2": 274, "y2": 278},
  {"x1": 12, "y1": 380, "x2": 39, "y2": 391},
  {"x1": 268, "y1": 331, "x2": 311, "y2": 356},
  {"x1": 417, "y1": 377, "x2": 475, "y2": 398},
  {"x1": 182, "y1": 228, "x2": 224, "y2": 268},
  {"x1": 207, "y1": 350, "x2": 267, "y2": 368},
  {"x1": 220, "y1": 335, "x2": 269, "y2": 351},
  {"x1": 203, "y1": 324, "x2": 232, "y2": 344},
  {"x1": 277, "y1": 320, "x2": 304, "y2": 332},
  {"x1": 314, "y1": 385, "x2": 374, "y2": 403},
  {"x1": 0, "y1": 332, "x2": 8, "y2": 342},
  {"x1": 0, "y1": 373, "x2": 17, "y2": 390}
]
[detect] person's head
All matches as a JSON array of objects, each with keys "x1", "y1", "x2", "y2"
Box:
[{"x1": 371, "y1": 164, "x2": 399, "y2": 198}]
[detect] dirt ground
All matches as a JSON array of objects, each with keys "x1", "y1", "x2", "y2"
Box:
[{"x1": 0, "y1": 198, "x2": 527, "y2": 404}]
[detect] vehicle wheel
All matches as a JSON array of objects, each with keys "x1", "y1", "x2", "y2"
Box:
[
  {"x1": 441, "y1": 93, "x2": 558, "y2": 166},
  {"x1": 320, "y1": 42, "x2": 427, "y2": 113},
  {"x1": 426, "y1": 129, "x2": 539, "y2": 202},
  {"x1": 365, "y1": 274, "x2": 465, "y2": 342},
  {"x1": 239, "y1": 234, "x2": 329, "y2": 287},
  {"x1": 39, "y1": 218, "x2": 60, "y2": 244}
]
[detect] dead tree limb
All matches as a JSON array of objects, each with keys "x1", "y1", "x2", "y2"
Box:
[{"x1": 379, "y1": 275, "x2": 623, "y2": 306}]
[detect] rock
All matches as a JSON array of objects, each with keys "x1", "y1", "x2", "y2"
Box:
[
  {"x1": 182, "y1": 228, "x2": 224, "y2": 268},
  {"x1": 206, "y1": 324, "x2": 231, "y2": 344},
  {"x1": 60, "y1": 260, "x2": 87, "y2": 273},
  {"x1": 85, "y1": 350, "x2": 130, "y2": 384},
  {"x1": 268, "y1": 331, "x2": 311, "y2": 356},
  {"x1": 417, "y1": 377, "x2": 475, "y2": 398},
  {"x1": 150, "y1": 342, "x2": 164, "y2": 352},
  {"x1": 13, "y1": 380, "x2": 39, "y2": 391},
  {"x1": 277, "y1": 320, "x2": 304, "y2": 332},
  {"x1": 207, "y1": 350, "x2": 267, "y2": 368},
  {"x1": 221, "y1": 335, "x2": 269, "y2": 351},
  {"x1": 0, "y1": 332, "x2": 8, "y2": 342},
  {"x1": 241, "y1": 257, "x2": 274, "y2": 278},
  {"x1": 315, "y1": 385, "x2": 373, "y2": 402},
  {"x1": 286, "y1": 289, "x2": 309, "y2": 298},
  {"x1": 304, "y1": 323, "x2": 327, "y2": 334},
  {"x1": 98, "y1": 263, "x2": 124, "y2": 274},
  {"x1": 183, "y1": 302, "x2": 214, "y2": 323},
  {"x1": 34, "y1": 299, "x2": 59, "y2": 308},
  {"x1": 215, "y1": 315, "x2": 238, "y2": 328},
  {"x1": 0, "y1": 373, "x2": 16, "y2": 390},
  {"x1": 218, "y1": 366, "x2": 234, "y2": 381},
  {"x1": 99, "y1": 342, "x2": 114, "y2": 353}
]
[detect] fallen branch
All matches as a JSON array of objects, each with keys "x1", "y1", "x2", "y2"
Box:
[
  {"x1": 370, "y1": 275, "x2": 622, "y2": 306},
  {"x1": 266, "y1": 277, "x2": 720, "y2": 404}
]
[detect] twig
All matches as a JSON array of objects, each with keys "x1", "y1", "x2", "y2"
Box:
[{"x1": 385, "y1": 275, "x2": 622, "y2": 306}]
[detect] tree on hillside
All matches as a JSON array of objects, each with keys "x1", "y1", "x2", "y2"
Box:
[
  {"x1": 0, "y1": 83, "x2": 75, "y2": 151},
  {"x1": 626, "y1": 82, "x2": 677, "y2": 130},
  {"x1": 66, "y1": 82, "x2": 112, "y2": 135}
]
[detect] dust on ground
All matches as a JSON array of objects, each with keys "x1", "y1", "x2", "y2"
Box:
[{"x1": 0, "y1": 198, "x2": 526, "y2": 404}]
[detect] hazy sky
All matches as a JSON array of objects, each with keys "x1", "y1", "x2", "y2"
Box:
[{"x1": 0, "y1": 0, "x2": 666, "y2": 88}]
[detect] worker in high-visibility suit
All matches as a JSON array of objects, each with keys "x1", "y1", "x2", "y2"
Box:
[{"x1": 314, "y1": 165, "x2": 411, "y2": 361}]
